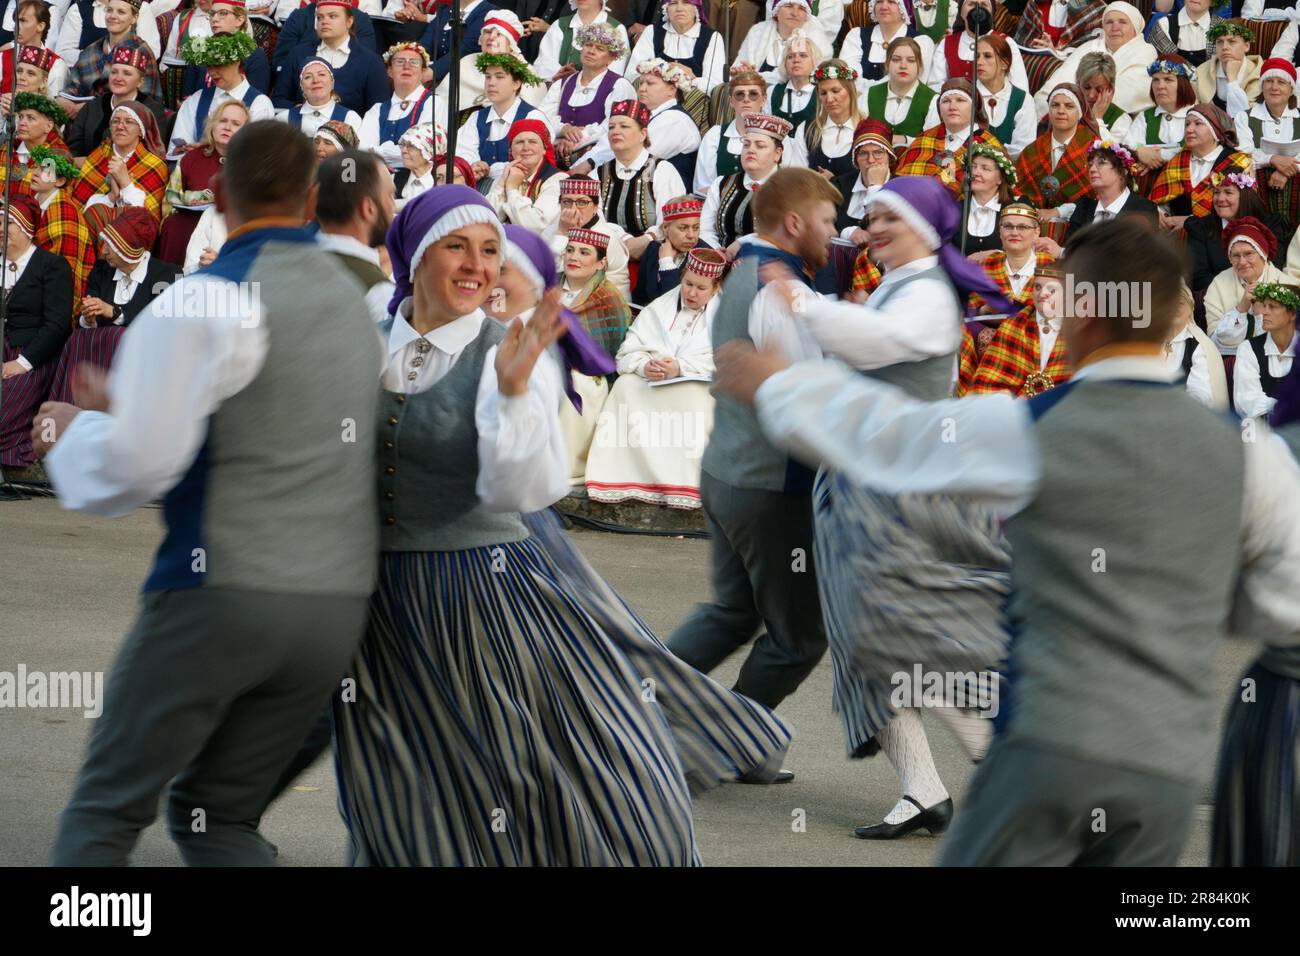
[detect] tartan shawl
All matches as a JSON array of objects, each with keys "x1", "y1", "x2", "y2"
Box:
[
  {"x1": 968, "y1": 305, "x2": 1072, "y2": 395},
  {"x1": 1013, "y1": 0, "x2": 1106, "y2": 50},
  {"x1": 71, "y1": 142, "x2": 170, "y2": 223},
  {"x1": 64, "y1": 35, "x2": 163, "y2": 101},
  {"x1": 37, "y1": 192, "x2": 97, "y2": 312},
  {"x1": 958, "y1": 326, "x2": 978, "y2": 397},
  {"x1": 894, "y1": 126, "x2": 1005, "y2": 196},
  {"x1": 851, "y1": 250, "x2": 883, "y2": 296},
  {"x1": 1149, "y1": 148, "x2": 1252, "y2": 218},
  {"x1": 1016, "y1": 125, "x2": 1095, "y2": 209},
  {"x1": 970, "y1": 249, "x2": 1057, "y2": 311},
  {"x1": 571, "y1": 271, "x2": 633, "y2": 360}
]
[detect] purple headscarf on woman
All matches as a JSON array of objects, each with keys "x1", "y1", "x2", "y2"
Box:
[{"x1": 865, "y1": 176, "x2": 1017, "y2": 315}]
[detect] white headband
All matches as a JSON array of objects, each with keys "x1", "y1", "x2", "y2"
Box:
[{"x1": 1049, "y1": 88, "x2": 1083, "y2": 113}]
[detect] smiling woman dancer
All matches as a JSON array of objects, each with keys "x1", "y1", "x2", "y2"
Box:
[{"x1": 331, "y1": 185, "x2": 792, "y2": 867}]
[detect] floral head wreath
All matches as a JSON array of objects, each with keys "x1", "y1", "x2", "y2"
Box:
[
  {"x1": 475, "y1": 52, "x2": 542, "y2": 87},
  {"x1": 636, "y1": 57, "x2": 689, "y2": 86},
  {"x1": 969, "y1": 142, "x2": 1017, "y2": 186},
  {"x1": 181, "y1": 30, "x2": 256, "y2": 67},
  {"x1": 1088, "y1": 139, "x2": 1140, "y2": 176},
  {"x1": 1251, "y1": 281, "x2": 1300, "y2": 313},
  {"x1": 1147, "y1": 58, "x2": 1195, "y2": 81},
  {"x1": 384, "y1": 41, "x2": 430, "y2": 68},
  {"x1": 13, "y1": 91, "x2": 67, "y2": 126},
  {"x1": 813, "y1": 62, "x2": 859, "y2": 84},
  {"x1": 1211, "y1": 168, "x2": 1257, "y2": 191},
  {"x1": 575, "y1": 22, "x2": 628, "y2": 60},
  {"x1": 1207, "y1": 22, "x2": 1255, "y2": 46}
]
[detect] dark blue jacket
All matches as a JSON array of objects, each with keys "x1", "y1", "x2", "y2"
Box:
[
  {"x1": 419, "y1": 2, "x2": 497, "y2": 83},
  {"x1": 273, "y1": 5, "x2": 379, "y2": 72},
  {"x1": 182, "y1": 47, "x2": 271, "y2": 98},
  {"x1": 276, "y1": 42, "x2": 389, "y2": 114}
]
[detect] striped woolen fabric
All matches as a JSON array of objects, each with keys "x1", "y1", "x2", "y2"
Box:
[
  {"x1": 968, "y1": 306, "x2": 1072, "y2": 396},
  {"x1": 893, "y1": 127, "x2": 1006, "y2": 198},
  {"x1": 71, "y1": 142, "x2": 169, "y2": 224},
  {"x1": 46, "y1": 326, "x2": 128, "y2": 405},
  {"x1": 333, "y1": 520, "x2": 792, "y2": 866},
  {"x1": 0, "y1": 338, "x2": 57, "y2": 467},
  {"x1": 1015, "y1": 126, "x2": 1095, "y2": 210},
  {"x1": 813, "y1": 469, "x2": 1011, "y2": 756}
]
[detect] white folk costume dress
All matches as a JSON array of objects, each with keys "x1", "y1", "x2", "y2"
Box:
[{"x1": 585, "y1": 286, "x2": 718, "y2": 508}]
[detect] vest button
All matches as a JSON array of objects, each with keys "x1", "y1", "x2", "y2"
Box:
[
  {"x1": 395, "y1": 395, "x2": 406, "y2": 404},
  {"x1": 388, "y1": 415, "x2": 399, "y2": 425},
  {"x1": 384, "y1": 491, "x2": 394, "y2": 500},
  {"x1": 385, "y1": 515, "x2": 396, "y2": 525},
  {"x1": 385, "y1": 466, "x2": 396, "y2": 475},
  {"x1": 384, "y1": 441, "x2": 394, "y2": 449}
]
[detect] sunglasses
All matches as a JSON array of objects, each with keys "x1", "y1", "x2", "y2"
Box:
[{"x1": 733, "y1": 90, "x2": 763, "y2": 101}]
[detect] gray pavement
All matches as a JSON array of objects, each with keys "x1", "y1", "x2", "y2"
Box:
[{"x1": 0, "y1": 498, "x2": 1247, "y2": 866}]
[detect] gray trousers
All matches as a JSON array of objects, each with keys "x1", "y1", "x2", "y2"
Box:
[
  {"x1": 938, "y1": 736, "x2": 1200, "y2": 866},
  {"x1": 667, "y1": 471, "x2": 826, "y2": 709},
  {"x1": 52, "y1": 587, "x2": 368, "y2": 866}
]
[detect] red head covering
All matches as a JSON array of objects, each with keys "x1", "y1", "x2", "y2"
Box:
[
  {"x1": 100, "y1": 206, "x2": 157, "y2": 263},
  {"x1": 6, "y1": 195, "x2": 41, "y2": 236},
  {"x1": 433, "y1": 154, "x2": 478, "y2": 189},
  {"x1": 18, "y1": 46, "x2": 58, "y2": 74},
  {"x1": 110, "y1": 42, "x2": 155, "y2": 75},
  {"x1": 1223, "y1": 216, "x2": 1278, "y2": 262},
  {"x1": 610, "y1": 99, "x2": 652, "y2": 127},
  {"x1": 507, "y1": 117, "x2": 556, "y2": 168}
]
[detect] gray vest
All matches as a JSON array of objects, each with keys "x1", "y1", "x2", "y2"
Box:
[
  {"x1": 1261, "y1": 421, "x2": 1300, "y2": 679},
  {"x1": 201, "y1": 241, "x2": 381, "y2": 598},
  {"x1": 860, "y1": 266, "x2": 959, "y2": 400},
  {"x1": 1004, "y1": 381, "x2": 1246, "y2": 781},
  {"x1": 377, "y1": 315, "x2": 530, "y2": 552},
  {"x1": 700, "y1": 254, "x2": 815, "y2": 494}
]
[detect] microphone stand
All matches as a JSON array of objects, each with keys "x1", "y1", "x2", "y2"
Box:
[
  {"x1": 0, "y1": 40, "x2": 32, "y2": 501},
  {"x1": 444, "y1": 0, "x2": 463, "y2": 184},
  {"x1": 959, "y1": 9, "x2": 990, "y2": 255}
]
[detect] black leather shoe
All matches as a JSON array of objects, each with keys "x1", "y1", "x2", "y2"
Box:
[
  {"x1": 737, "y1": 769, "x2": 795, "y2": 784},
  {"x1": 854, "y1": 796, "x2": 953, "y2": 840}
]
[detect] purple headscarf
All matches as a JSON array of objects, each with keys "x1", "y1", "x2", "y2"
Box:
[
  {"x1": 865, "y1": 176, "x2": 1017, "y2": 316},
  {"x1": 503, "y1": 223, "x2": 615, "y2": 412},
  {"x1": 385, "y1": 184, "x2": 505, "y2": 317},
  {"x1": 663, "y1": 0, "x2": 708, "y2": 25}
]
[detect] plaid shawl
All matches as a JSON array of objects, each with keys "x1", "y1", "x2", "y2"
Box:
[
  {"x1": 571, "y1": 272, "x2": 632, "y2": 360},
  {"x1": 1149, "y1": 149, "x2": 1252, "y2": 218},
  {"x1": 64, "y1": 35, "x2": 162, "y2": 101},
  {"x1": 970, "y1": 249, "x2": 1057, "y2": 311},
  {"x1": 894, "y1": 126, "x2": 1005, "y2": 197},
  {"x1": 37, "y1": 191, "x2": 97, "y2": 313},
  {"x1": 851, "y1": 250, "x2": 883, "y2": 296},
  {"x1": 968, "y1": 305, "x2": 1072, "y2": 395},
  {"x1": 958, "y1": 326, "x2": 978, "y2": 397},
  {"x1": 71, "y1": 142, "x2": 170, "y2": 224},
  {"x1": 1016, "y1": 126, "x2": 1095, "y2": 209},
  {"x1": 1014, "y1": 0, "x2": 1106, "y2": 50}
]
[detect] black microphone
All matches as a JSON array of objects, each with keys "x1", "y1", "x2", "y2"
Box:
[{"x1": 965, "y1": 5, "x2": 993, "y2": 34}]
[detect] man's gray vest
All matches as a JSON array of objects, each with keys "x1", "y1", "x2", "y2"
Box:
[
  {"x1": 376, "y1": 316, "x2": 530, "y2": 552},
  {"x1": 1004, "y1": 380, "x2": 1246, "y2": 781}
]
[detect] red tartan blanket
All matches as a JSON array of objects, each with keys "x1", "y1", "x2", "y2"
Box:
[
  {"x1": 1015, "y1": 126, "x2": 1096, "y2": 209},
  {"x1": 1148, "y1": 149, "x2": 1253, "y2": 218},
  {"x1": 894, "y1": 126, "x2": 1006, "y2": 197},
  {"x1": 968, "y1": 305, "x2": 1072, "y2": 395},
  {"x1": 71, "y1": 142, "x2": 169, "y2": 224}
]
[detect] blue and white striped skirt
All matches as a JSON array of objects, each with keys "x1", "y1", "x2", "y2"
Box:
[
  {"x1": 813, "y1": 469, "x2": 1012, "y2": 756},
  {"x1": 333, "y1": 514, "x2": 792, "y2": 866}
]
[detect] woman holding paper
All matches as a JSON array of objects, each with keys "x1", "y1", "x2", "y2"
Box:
[{"x1": 1236, "y1": 58, "x2": 1300, "y2": 230}]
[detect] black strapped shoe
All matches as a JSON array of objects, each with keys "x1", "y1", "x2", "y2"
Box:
[{"x1": 854, "y1": 795, "x2": 953, "y2": 840}]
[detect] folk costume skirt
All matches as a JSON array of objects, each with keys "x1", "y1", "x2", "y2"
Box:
[
  {"x1": 813, "y1": 468, "x2": 1011, "y2": 757},
  {"x1": 333, "y1": 510, "x2": 792, "y2": 866},
  {"x1": 47, "y1": 325, "x2": 128, "y2": 405},
  {"x1": 1, "y1": 337, "x2": 57, "y2": 467}
]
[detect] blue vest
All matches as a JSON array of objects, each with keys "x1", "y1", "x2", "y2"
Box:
[
  {"x1": 379, "y1": 87, "x2": 431, "y2": 145},
  {"x1": 473, "y1": 100, "x2": 524, "y2": 166},
  {"x1": 195, "y1": 84, "x2": 262, "y2": 136},
  {"x1": 77, "y1": 0, "x2": 107, "y2": 50},
  {"x1": 288, "y1": 101, "x2": 350, "y2": 129}
]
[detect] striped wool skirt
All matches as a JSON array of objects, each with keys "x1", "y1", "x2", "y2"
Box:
[
  {"x1": 333, "y1": 512, "x2": 792, "y2": 866},
  {"x1": 812, "y1": 468, "x2": 1012, "y2": 757},
  {"x1": 1, "y1": 337, "x2": 57, "y2": 467},
  {"x1": 1211, "y1": 658, "x2": 1300, "y2": 866},
  {"x1": 46, "y1": 326, "x2": 127, "y2": 405}
]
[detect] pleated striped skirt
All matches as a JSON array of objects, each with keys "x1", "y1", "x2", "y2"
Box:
[
  {"x1": 812, "y1": 469, "x2": 1012, "y2": 756},
  {"x1": 333, "y1": 515, "x2": 792, "y2": 866},
  {"x1": 46, "y1": 326, "x2": 127, "y2": 406},
  {"x1": 1212, "y1": 659, "x2": 1300, "y2": 866},
  {"x1": 1, "y1": 337, "x2": 57, "y2": 467}
]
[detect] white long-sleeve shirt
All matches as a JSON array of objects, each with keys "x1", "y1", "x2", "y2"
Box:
[
  {"x1": 615, "y1": 286, "x2": 717, "y2": 377},
  {"x1": 786, "y1": 116, "x2": 855, "y2": 170},
  {"x1": 183, "y1": 206, "x2": 227, "y2": 274},
  {"x1": 928, "y1": 30, "x2": 1029, "y2": 92},
  {"x1": 700, "y1": 169, "x2": 771, "y2": 249},
  {"x1": 358, "y1": 90, "x2": 437, "y2": 170},
  {"x1": 1121, "y1": 104, "x2": 1188, "y2": 162},
  {"x1": 732, "y1": 21, "x2": 832, "y2": 85},
  {"x1": 454, "y1": 98, "x2": 544, "y2": 180},
  {"x1": 625, "y1": 20, "x2": 725, "y2": 95},
  {"x1": 538, "y1": 67, "x2": 636, "y2": 143},
  {"x1": 925, "y1": 79, "x2": 1036, "y2": 159},
  {"x1": 584, "y1": 98, "x2": 700, "y2": 170},
  {"x1": 753, "y1": 353, "x2": 1300, "y2": 640},
  {"x1": 1205, "y1": 261, "x2": 1285, "y2": 353},
  {"x1": 1234, "y1": 333, "x2": 1296, "y2": 420},
  {"x1": 56, "y1": 0, "x2": 173, "y2": 65},
  {"x1": 599, "y1": 148, "x2": 685, "y2": 236},
  {"x1": 487, "y1": 169, "x2": 564, "y2": 232},
  {"x1": 840, "y1": 25, "x2": 935, "y2": 88},
  {"x1": 694, "y1": 120, "x2": 746, "y2": 194},
  {"x1": 1235, "y1": 101, "x2": 1300, "y2": 171},
  {"x1": 275, "y1": 101, "x2": 363, "y2": 138},
  {"x1": 533, "y1": 11, "x2": 629, "y2": 82},
  {"x1": 168, "y1": 80, "x2": 276, "y2": 159},
  {"x1": 160, "y1": 5, "x2": 211, "y2": 66}
]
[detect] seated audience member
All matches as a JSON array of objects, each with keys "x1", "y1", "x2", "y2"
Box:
[
  {"x1": 30, "y1": 146, "x2": 97, "y2": 311},
  {"x1": 1237, "y1": 58, "x2": 1300, "y2": 230},
  {"x1": 1195, "y1": 21, "x2": 1260, "y2": 118},
  {"x1": 1013, "y1": 0, "x2": 1106, "y2": 57},
  {"x1": 47, "y1": 207, "x2": 180, "y2": 405},
  {"x1": 1206, "y1": 215, "x2": 1287, "y2": 353},
  {"x1": 1050, "y1": 138, "x2": 1157, "y2": 241},
  {"x1": 696, "y1": 70, "x2": 767, "y2": 194},
  {"x1": 538, "y1": 22, "x2": 635, "y2": 168},
  {"x1": 5, "y1": 92, "x2": 71, "y2": 184},
  {"x1": 435, "y1": 10, "x2": 547, "y2": 115},
  {"x1": 434, "y1": 154, "x2": 479, "y2": 187},
  {"x1": 834, "y1": 118, "x2": 895, "y2": 239},
  {"x1": 1032, "y1": 1, "x2": 1155, "y2": 116},
  {"x1": 700, "y1": 111, "x2": 788, "y2": 257},
  {"x1": 542, "y1": 176, "x2": 631, "y2": 300},
  {"x1": 1234, "y1": 280, "x2": 1299, "y2": 419},
  {"x1": 70, "y1": 101, "x2": 168, "y2": 232},
  {"x1": 1015, "y1": 82, "x2": 1097, "y2": 223},
  {"x1": 486, "y1": 117, "x2": 565, "y2": 230},
  {"x1": 394, "y1": 122, "x2": 438, "y2": 207},
  {"x1": 768, "y1": 32, "x2": 821, "y2": 134},
  {"x1": 61, "y1": 43, "x2": 165, "y2": 159},
  {"x1": 894, "y1": 78, "x2": 1002, "y2": 197},
  {"x1": 358, "y1": 41, "x2": 434, "y2": 169},
  {"x1": 178, "y1": 0, "x2": 272, "y2": 98},
  {"x1": 418, "y1": 0, "x2": 499, "y2": 82},
  {"x1": 593, "y1": 98, "x2": 686, "y2": 262},
  {"x1": 863, "y1": 37, "x2": 936, "y2": 150},
  {"x1": 1121, "y1": 54, "x2": 1196, "y2": 179},
  {"x1": 967, "y1": 32, "x2": 1036, "y2": 160},
  {"x1": 160, "y1": 99, "x2": 249, "y2": 265},
  {"x1": 732, "y1": 0, "x2": 830, "y2": 85},
  {"x1": 533, "y1": 0, "x2": 629, "y2": 82},
  {"x1": 58, "y1": 1, "x2": 163, "y2": 111},
  {"x1": 272, "y1": 1, "x2": 378, "y2": 75},
  {"x1": 280, "y1": 56, "x2": 363, "y2": 139},
  {"x1": 1077, "y1": 51, "x2": 1131, "y2": 140},
  {"x1": 626, "y1": 0, "x2": 726, "y2": 95},
  {"x1": 1150, "y1": 0, "x2": 1218, "y2": 68},
  {"x1": 1149, "y1": 102, "x2": 1251, "y2": 233},
  {"x1": 786, "y1": 60, "x2": 864, "y2": 181},
  {"x1": 315, "y1": 149, "x2": 396, "y2": 323},
  {"x1": 1, "y1": 34, "x2": 65, "y2": 117},
  {"x1": 313, "y1": 115, "x2": 361, "y2": 159},
  {"x1": 1166, "y1": 281, "x2": 1229, "y2": 409},
  {"x1": 975, "y1": 199, "x2": 1055, "y2": 312},
  {"x1": 0, "y1": 195, "x2": 73, "y2": 469},
  {"x1": 455, "y1": 50, "x2": 545, "y2": 186},
  {"x1": 585, "y1": 248, "x2": 728, "y2": 509},
  {"x1": 958, "y1": 142, "x2": 1018, "y2": 254},
  {"x1": 169, "y1": 30, "x2": 274, "y2": 160},
  {"x1": 1186, "y1": 165, "x2": 1288, "y2": 291},
  {"x1": 634, "y1": 193, "x2": 707, "y2": 305},
  {"x1": 840, "y1": 0, "x2": 935, "y2": 85},
  {"x1": 277, "y1": 0, "x2": 388, "y2": 115},
  {"x1": 968, "y1": 262, "x2": 1073, "y2": 396},
  {"x1": 929, "y1": 0, "x2": 1030, "y2": 88},
  {"x1": 1, "y1": 1, "x2": 68, "y2": 99}
]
